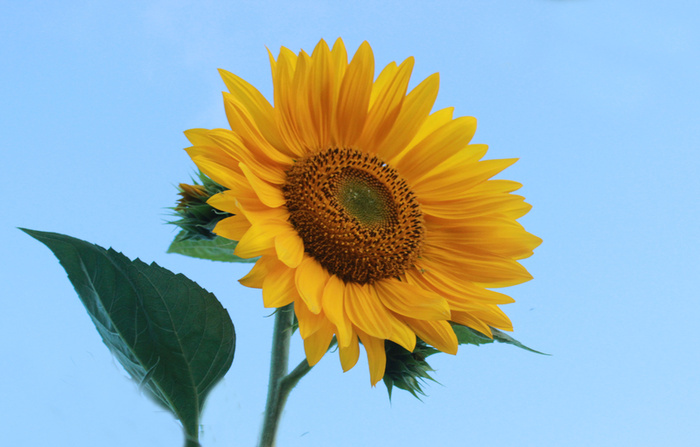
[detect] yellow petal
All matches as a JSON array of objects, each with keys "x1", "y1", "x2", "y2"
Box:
[
  {"x1": 374, "y1": 278, "x2": 451, "y2": 320},
  {"x1": 218, "y1": 68, "x2": 289, "y2": 156},
  {"x1": 206, "y1": 190, "x2": 241, "y2": 214},
  {"x1": 185, "y1": 149, "x2": 245, "y2": 192},
  {"x1": 386, "y1": 314, "x2": 416, "y2": 352},
  {"x1": 469, "y1": 305, "x2": 514, "y2": 331},
  {"x1": 334, "y1": 41, "x2": 374, "y2": 147},
  {"x1": 233, "y1": 221, "x2": 283, "y2": 259},
  {"x1": 423, "y1": 244, "x2": 533, "y2": 287},
  {"x1": 274, "y1": 226, "x2": 305, "y2": 268},
  {"x1": 356, "y1": 329, "x2": 386, "y2": 386},
  {"x1": 450, "y1": 311, "x2": 493, "y2": 338},
  {"x1": 413, "y1": 258, "x2": 516, "y2": 304},
  {"x1": 303, "y1": 318, "x2": 335, "y2": 366},
  {"x1": 404, "y1": 318, "x2": 458, "y2": 355},
  {"x1": 378, "y1": 72, "x2": 439, "y2": 161},
  {"x1": 294, "y1": 256, "x2": 329, "y2": 314},
  {"x1": 212, "y1": 214, "x2": 250, "y2": 243},
  {"x1": 239, "y1": 255, "x2": 275, "y2": 288},
  {"x1": 358, "y1": 57, "x2": 414, "y2": 151},
  {"x1": 294, "y1": 299, "x2": 326, "y2": 339},
  {"x1": 322, "y1": 275, "x2": 353, "y2": 347},
  {"x1": 235, "y1": 196, "x2": 288, "y2": 226},
  {"x1": 425, "y1": 217, "x2": 542, "y2": 260},
  {"x1": 390, "y1": 107, "x2": 454, "y2": 165},
  {"x1": 368, "y1": 61, "x2": 398, "y2": 109},
  {"x1": 217, "y1": 100, "x2": 293, "y2": 173},
  {"x1": 330, "y1": 38, "x2": 348, "y2": 83},
  {"x1": 338, "y1": 330, "x2": 360, "y2": 372},
  {"x1": 290, "y1": 51, "x2": 319, "y2": 150},
  {"x1": 420, "y1": 193, "x2": 531, "y2": 221},
  {"x1": 344, "y1": 282, "x2": 392, "y2": 339},
  {"x1": 309, "y1": 39, "x2": 333, "y2": 149},
  {"x1": 272, "y1": 49, "x2": 306, "y2": 157},
  {"x1": 414, "y1": 158, "x2": 518, "y2": 200},
  {"x1": 239, "y1": 163, "x2": 286, "y2": 208},
  {"x1": 184, "y1": 128, "x2": 214, "y2": 146},
  {"x1": 394, "y1": 116, "x2": 477, "y2": 182},
  {"x1": 262, "y1": 260, "x2": 297, "y2": 308}
]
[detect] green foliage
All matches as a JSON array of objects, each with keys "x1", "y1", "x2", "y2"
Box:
[
  {"x1": 383, "y1": 340, "x2": 439, "y2": 399},
  {"x1": 170, "y1": 171, "x2": 231, "y2": 240},
  {"x1": 452, "y1": 324, "x2": 549, "y2": 355},
  {"x1": 23, "y1": 229, "x2": 236, "y2": 446},
  {"x1": 168, "y1": 231, "x2": 257, "y2": 263},
  {"x1": 383, "y1": 324, "x2": 547, "y2": 399}
]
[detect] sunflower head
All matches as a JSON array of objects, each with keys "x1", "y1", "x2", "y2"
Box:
[{"x1": 185, "y1": 38, "x2": 541, "y2": 386}]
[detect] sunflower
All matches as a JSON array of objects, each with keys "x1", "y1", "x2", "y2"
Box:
[{"x1": 185, "y1": 38, "x2": 541, "y2": 385}]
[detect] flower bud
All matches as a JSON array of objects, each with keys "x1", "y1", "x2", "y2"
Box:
[{"x1": 171, "y1": 172, "x2": 231, "y2": 240}]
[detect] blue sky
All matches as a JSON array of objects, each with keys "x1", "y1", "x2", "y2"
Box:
[{"x1": 2, "y1": 1, "x2": 699, "y2": 446}]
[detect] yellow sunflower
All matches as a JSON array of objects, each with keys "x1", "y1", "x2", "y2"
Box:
[{"x1": 185, "y1": 38, "x2": 541, "y2": 385}]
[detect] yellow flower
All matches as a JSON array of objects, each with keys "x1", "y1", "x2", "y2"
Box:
[{"x1": 185, "y1": 39, "x2": 541, "y2": 385}]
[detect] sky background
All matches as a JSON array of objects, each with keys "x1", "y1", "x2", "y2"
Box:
[{"x1": 2, "y1": 0, "x2": 699, "y2": 446}]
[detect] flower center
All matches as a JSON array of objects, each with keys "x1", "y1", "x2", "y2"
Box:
[{"x1": 282, "y1": 148, "x2": 425, "y2": 284}]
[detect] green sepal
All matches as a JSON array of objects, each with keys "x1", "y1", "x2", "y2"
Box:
[
  {"x1": 383, "y1": 340, "x2": 439, "y2": 400},
  {"x1": 23, "y1": 228, "x2": 236, "y2": 446},
  {"x1": 167, "y1": 230, "x2": 258, "y2": 263},
  {"x1": 383, "y1": 324, "x2": 546, "y2": 399},
  {"x1": 452, "y1": 324, "x2": 549, "y2": 355},
  {"x1": 170, "y1": 171, "x2": 231, "y2": 240}
]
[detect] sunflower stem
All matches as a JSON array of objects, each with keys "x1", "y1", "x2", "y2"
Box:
[
  {"x1": 278, "y1": 338, "x2": 337, "y2": 401},
  {"x1": 258, "y1": 304, "x2": 295, "y2": 447}
]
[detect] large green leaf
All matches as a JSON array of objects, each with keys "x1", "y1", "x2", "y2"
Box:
[
  {"x1": 23, "y1": 229, "x2": 236, "y2": 446},
  {"x1": 452, "y1": 324, "x2": 548, "y2": 355},
  {"x1": 167, "y1": 231, "x2": 257, "y2": 263}
]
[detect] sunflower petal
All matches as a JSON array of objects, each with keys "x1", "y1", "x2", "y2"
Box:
[
  {"x1": 338, "y1": 330, "x2": 360, "y2": 372},
  {"x1": 344, "y1": 282, "x2": 392, "y2": 339},
  {"x1": 303, "y1": 319, "x2": 335, "y2": 366},
  {"x1": 322, "y1": 275, "x2": 353, "y2": 347},
  {"x1": 374, "y1": 278, "x2": 451, "y2": 320},
  {"x1": 294, "y1": 299, "x2": 326, "y2": 339},
  {"x1": 378, "y1": 72, "x2": 439, "y2": 161},
  {"x1": 395, "y1": 116, "x2": 478, "y2": 181},
  {"x1": 212, "y1": 214, "x2": 250, "y2": 242},
  {"x1": 274, "y1": 226, "x2": 305, "y2": 268},
  {"x1": 405, "y1": 318, "x2": 458, "y2": 355},
  {"x1": 239, "y1": 163, "x2": 286, "y2": 208},
  {"x1": 218, "y1": 68, "x2": 289, "y2": 156},
  {"x1": 239, "y1": 255, "x2": 275, "y2": 288},
  {"x1": 335, "y1": 41, "x2": 374, "y2": 146},
  {"x1": 356, "y1": 329, "x2": 386, "y2": 386},
  {"x1": 295, "y1": 257, "x2": 329, "y2": 314},
  {"x1": 233, "y1": 221, "x2": 281, "y2": 259},
  {"x1": 262, "y1": 260, "x2": 297, "y2": 308},
  {"x1": 358, "y1": 57, "x2": 414, "y2": 151}
]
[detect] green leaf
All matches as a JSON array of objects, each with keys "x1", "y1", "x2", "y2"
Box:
[
  {"x1": 167, "y1": 230, "x2": 257, "y2": 263},
  {"x1": 23, "y1": 228, "x2": 236, "y2": 445},
  {"x1": 452, "y1": 323, "x2": 548, "y2": 355}
]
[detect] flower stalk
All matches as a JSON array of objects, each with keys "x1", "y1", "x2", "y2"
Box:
[
  {"x1": 258, "y1": 304, "x2": 296, "y2": 447},
  {"x1": 258, "y1": 305, "x2": 338, "y2": 447}
]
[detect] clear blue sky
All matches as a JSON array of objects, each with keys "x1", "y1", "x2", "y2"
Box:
[{"x1": 2, "y1": 1, "x2": 699, "y2": 446}]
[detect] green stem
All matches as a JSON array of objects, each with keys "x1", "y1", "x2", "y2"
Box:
[
  {"x1": 258, "y1": 304, "x2": 295, "y2": 447},
  {"x1": 257, "y1": 308, "x2": 338, "y2": 447}
]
